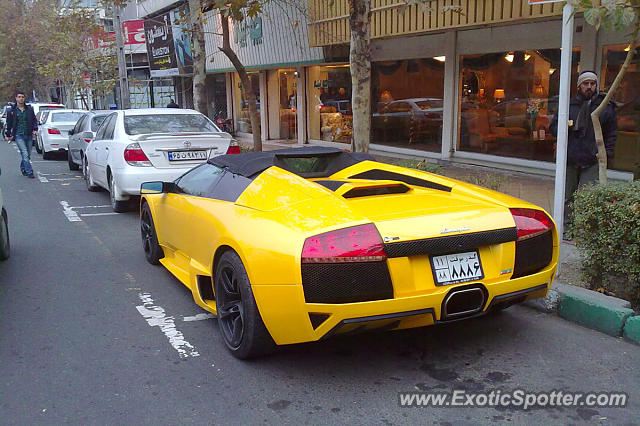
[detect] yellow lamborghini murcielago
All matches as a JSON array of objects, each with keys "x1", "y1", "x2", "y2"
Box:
[{"x1": 139, "y1": 147, "x2": 558, "y2": 359}]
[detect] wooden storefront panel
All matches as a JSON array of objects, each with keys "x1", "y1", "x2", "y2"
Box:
[{"x1": 308, "y1": 0, "x2": 564, "y2": 46}]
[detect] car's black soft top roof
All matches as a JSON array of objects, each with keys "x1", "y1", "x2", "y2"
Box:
[{"x1": 208, "y1": 146, "x2": 374, "y2": 178}]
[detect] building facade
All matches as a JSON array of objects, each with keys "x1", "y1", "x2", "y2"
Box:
[{"x1": 306, "y1": 0, "x2": 639, "y2": 180}]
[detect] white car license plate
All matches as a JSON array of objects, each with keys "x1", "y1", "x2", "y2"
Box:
[
  {"x1": 430, "y1": 250, "x2": 483, "y2": 286},
  {"x1": 168, "y1": 150, "x2": 208, "y2": 161}
]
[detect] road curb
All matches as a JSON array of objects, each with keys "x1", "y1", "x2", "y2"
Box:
[
  {"x1": 524, "y1": 283, "x2": 638, "y2": 343},
  {"x1": 623, "y1": 316, "x2": 640, "y2": 345},
  {"x1": 555, "y1": 284, "x2": 634, "y2": 337}
]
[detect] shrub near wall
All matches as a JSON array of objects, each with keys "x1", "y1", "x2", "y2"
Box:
[{"x1": 572, "y1": 181, "x2": 640, "y2": 308}]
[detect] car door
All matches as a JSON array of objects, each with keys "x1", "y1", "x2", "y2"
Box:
[
  {"x1": 153, "y1": 163, "x2": 225, "y2": 274},
  {"x1": 93, "y1": 113, "x2": 117, "y2": 186},
  {"x1": 69, "y1": 114, "x2": 86, "y2": 160},
  {"x1": 88, "y1": 113, "x2": 114, "y2": 187}
]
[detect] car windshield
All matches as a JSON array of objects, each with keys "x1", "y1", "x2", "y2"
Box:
[
  {"x1": 40, "y1": 106, "x2": 65, "y2": 112},
  {"x1": 91, "y1": 115, "x2": 109, "y2": 131},
  {"x1": 51, "y1": 112, "x2": 84, "y2": 122},
  {"x1": 124, "y1": 114, "x2": 220, "y2": 135}
]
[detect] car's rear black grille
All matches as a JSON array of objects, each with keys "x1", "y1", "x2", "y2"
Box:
[
  {"x1": 512, "y1": 230, "x2": 553, "y2": 278},
  {"x1": 301, "y1": 261, "x2": 394, "y2": 304},
  {"x1": 384, "y1": 228, "x2": 517, "y2": 258}
]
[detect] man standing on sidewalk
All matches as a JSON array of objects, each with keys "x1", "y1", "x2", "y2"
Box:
[
  {"x1": 550, "y1": 70, "x2": 617, "y2": 238},
  {"x1": 4, "y1": 91, "x2": 38, "y2": 178}
]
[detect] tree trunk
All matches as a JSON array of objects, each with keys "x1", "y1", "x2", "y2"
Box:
[
  {"x1": 189, "y1": 0, "x2": 208, "y2": 115},
  {"x1": 348, "y1": 0, "x2": 371, "y2": 153},
  {"x1": 590, "y1": 22, "x2": 638, "y2": 184},
  {"x1": 220, "y1": 13, "x2": 262, "y2": 152}
]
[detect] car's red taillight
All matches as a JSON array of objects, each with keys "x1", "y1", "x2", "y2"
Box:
[
  {"x1": 301, "y1": 223, "x2": 386, "y2": 263},
  {"x1": 84, "y1": 138, "x2": 92, "y2": 143},
  {"x1": 124, "y1": 143, "x2": 152, "y2": 166},
  {"x1": 48, "y1": 128, "x2": 61, "y2": 135},
  {"x1": 226, "y1": 140, "x2": 240, "y2": 154},
  {"x1": 510, "y1": 208, "x2": 554, "y2": 241}
]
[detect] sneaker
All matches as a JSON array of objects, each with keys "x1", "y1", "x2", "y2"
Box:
[
  {"x1": 21, "y1": 170, "x2": 27, "y2": 176},
  {"x1": 27, "y1": 174, "x2": 35, "y2": 179}
]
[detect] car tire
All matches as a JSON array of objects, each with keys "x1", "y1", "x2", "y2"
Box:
[
  {"x1": 0, "y1": 210, "x2": 10, "y2": 261},
  {"x1": 109, "y1": 173, "x2": 129, "y2": 213},
  {"x1": 140, "y1": 203, "x2": 163, "y2": 265},
  {"x1": 35, "y1": 137, "x2": 42, "y2": 154},
  {"x1": 84, "y1": 157, "x2": 99, "y2": 192},
  {"x1": 214, "y1": 251, "x2": 275, "y2": 359},
  {"x1": 68, "y1": 150, "x2": 79, "y2": 171}
]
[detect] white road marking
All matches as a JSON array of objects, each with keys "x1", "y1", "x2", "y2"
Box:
[
  {"x1": 37, "y1": 172, "x2": 49, "y2": 183},
  {"x1": 60, "y1": 201, "x2": 81, "y2": 222},
  {"x1": 74, "y1": 205, "x2": 112, "y2": 209},
  {"x1": 136, "y1": 293, "x2": 200, "y2": 358},
  {"x1": 80, "y1": 212, "x2": 119, "y2": 217},
  {"x1": 48, "y1": 177, "x2": 82, "y2": 181},
  {"x1": 183, "y1": 313, "x2": 215, "y2": 322}
]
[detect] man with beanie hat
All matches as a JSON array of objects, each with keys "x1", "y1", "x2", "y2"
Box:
[{"x1": 550, "y1": 70, "x2": 617, "y2": 239}]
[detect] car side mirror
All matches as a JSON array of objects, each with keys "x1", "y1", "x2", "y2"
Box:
[
  {"x1": 69, "y1": 129, "x2": 74, "y2": 135},
  {"x1": 140, "y1": 181, "x2": 177, "y2": 194}
]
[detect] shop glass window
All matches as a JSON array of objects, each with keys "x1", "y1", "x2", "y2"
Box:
[
  {"x1": 602, "y1": 44, "x2": 640, "y2": 177},
  {"x1": 306, "y1": 65, "x2": 353, "y2": 144},
  {"x1": 372, "y1": 58, "x2": 445, "y2": 153},
  {"x1": 279, "y1": 69, "x2": 298, "y2": 140},
  {"x1": 457, "y1": 49, "x2": 580, "y2": 162},
  {"x1": 233, "y1": 72, "x2": 261, "y2": 134}
]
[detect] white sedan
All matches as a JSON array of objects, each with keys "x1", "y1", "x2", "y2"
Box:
[
  {"x1": 37, "y1": 109, "x2": 86, "y2": 159},
  {"x1": 84, "y1": 108, "x2": 238, "y2": 212}
]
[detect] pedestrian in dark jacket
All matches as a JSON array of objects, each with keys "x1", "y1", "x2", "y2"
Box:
[
  {"x1": 167, "y1": 99, "x2": 179, "y2": 108},
  {"x1": 4, "y1": 91, "x2": 38, "y2": 178},
  {"x1": 550, "y1": 71, "x2": 617, "y2": 237}
]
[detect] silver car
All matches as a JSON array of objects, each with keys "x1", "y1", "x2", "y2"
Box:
[
  {"x1": 37, "y1": 109, "x2": 85, "y2": 159},
  {"x1": 84, "y1": 108, "x2": 238, "y2": 212},
  {"x1": 67, "y1": 110, "x2": 111, "y2": 171}
]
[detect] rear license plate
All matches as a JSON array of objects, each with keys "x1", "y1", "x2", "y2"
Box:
[
  {"x1": 430, "y1": 250, "x2": 483, "y2": 286},
  {"x1": 168, "y1": 150, "x2": 208, "y2": 161}
]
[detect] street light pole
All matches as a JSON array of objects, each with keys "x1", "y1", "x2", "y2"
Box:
[
  {"x1": 553, "y1": 3, "x2": 574, "y2": 242},
  {"x1": 113, "y1": 7, "x2": 130, "y2": 109}
]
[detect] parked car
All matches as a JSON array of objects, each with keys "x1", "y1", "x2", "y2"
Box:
[
  {"x1": 372, "y1": 98, "x2": 444, "y2": 143},
  {"x1": 84, "y1": 108, "x2": 239, "y2": 212},
  {"x1": 29, "y1": 102, "x2": 66, "y2": 118},
  {"x1": 67, "y1": 110, "x2": 111, "y2": 171},
  {"x1": 36, "y1": 109, "x2": 85, "y2": 159},
  {"x1": 0, "y1": 105, "x2": 10, "y2": 133},
  {"x1": 139, "y1": 146, "x2": 559, "y2": 359},
  {"x1": 0, "y1": 168, "x2": 9, "y2": 261}
]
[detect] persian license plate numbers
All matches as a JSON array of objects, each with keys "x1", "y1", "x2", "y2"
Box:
[
  {"x1": 430, "y1": 250, "x2": 483, "y2": 286},
  {"x1": 168, "y1": 150, "x2": 208, "y2": 161}
]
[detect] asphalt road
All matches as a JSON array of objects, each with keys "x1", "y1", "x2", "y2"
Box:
[{"x1": 0, "y1": 141, "x2": 638, "y2": 425}]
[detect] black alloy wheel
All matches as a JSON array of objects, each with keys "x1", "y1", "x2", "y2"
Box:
[
  {"x1": 214, "y1": 251, "x2": 275, "y2": 359},
  {"x1": 140, "y1": 203, "x2": 163, "y2": 265}
]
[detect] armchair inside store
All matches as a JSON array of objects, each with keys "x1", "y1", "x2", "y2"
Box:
[{"x1": 458, "y1": 48, "x2": 580, "y2": 162}]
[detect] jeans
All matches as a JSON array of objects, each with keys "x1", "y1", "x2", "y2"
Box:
[
  {"x1": 15, "y1": 134, "x2": 34, "y2": 176},
  {"x1": 564, "y1": 162, "x2": 599, "y2": 229}
]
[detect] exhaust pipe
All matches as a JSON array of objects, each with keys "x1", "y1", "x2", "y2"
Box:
[{"x1": 442, "y1": 285, "x2": 486, "y2": 320}]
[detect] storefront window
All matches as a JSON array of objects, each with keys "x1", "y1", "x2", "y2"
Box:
[
  {"x1": 602, "y1": 44, "x2": 640, "y2": 176},
  {"x1": 233, "y1": 72, "x2": 260, "y2": 134},
  {"x1": 458, "y1": 49, "x2": 580, "y2": 162},
  {"x1": 372, "y1": 58, "x2": 445, "y2": 152},
  {"x1": 307, "y1": 65, "x2": 352, "y2": 144},
  {"x1": 279, "y1": 69, "x2": 298, "y2": 140}
]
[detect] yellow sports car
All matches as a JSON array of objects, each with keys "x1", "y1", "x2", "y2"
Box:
[{"x1": 140, "y1": 147, "x2": 558, "y2": 359}]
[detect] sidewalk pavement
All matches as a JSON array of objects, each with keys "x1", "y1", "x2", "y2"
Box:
[{"x1": 243, "y1": 140, "x2": 639, "y2": 344}]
